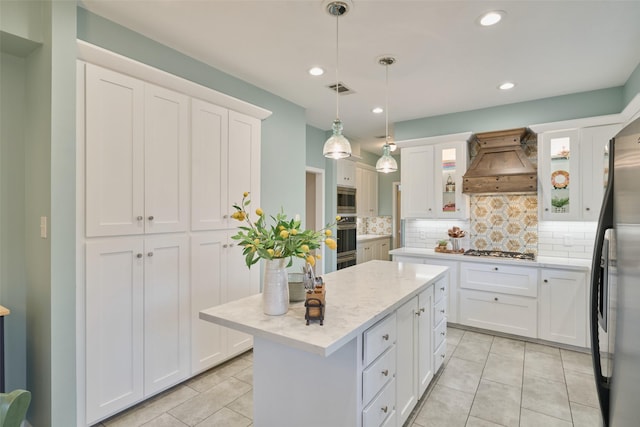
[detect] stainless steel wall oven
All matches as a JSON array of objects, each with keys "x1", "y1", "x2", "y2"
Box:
[
  {"x1": 336, "y1": 215, "x2": 356, "y2": 270},
  {"x1": 337, "y1": 186, "x2": 356, "y2": 216}
]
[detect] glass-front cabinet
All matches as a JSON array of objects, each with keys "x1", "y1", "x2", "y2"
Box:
[
  {"x1": 539, "y1": 124, "x2": 620, "y2": 221},
  {"x1": 401, "y1": 137, "x2": 469, "y2": 219}
]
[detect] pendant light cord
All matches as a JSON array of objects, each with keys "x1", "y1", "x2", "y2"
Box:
[
  {"x1": 335, "y1": 11, "x2": 340, "y2": 120},
  {"x1": 385, "y1": 61, "x2": 389, "y2": 143}
]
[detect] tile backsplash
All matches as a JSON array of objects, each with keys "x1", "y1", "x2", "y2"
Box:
[
  {"x1": 358, "y1": 216, "x2": 392, "y2": 235},
  {"x1": 469, "y1": 194, "x2": 538, "y2": 255}
]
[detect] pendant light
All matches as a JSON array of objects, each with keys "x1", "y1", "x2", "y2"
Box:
[
  {"x1": 323, "y1": 1, "x2": 352, "y2": 159},
  {"x1": 376, "y1": 57, "x2": 398, "y2": 173}
]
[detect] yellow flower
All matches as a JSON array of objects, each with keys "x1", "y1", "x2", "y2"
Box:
[
  {"x1": 243, "y1": 191, "x2": 249, "y2": 197},
  {"x1": 324, "y1": 229, "x2": 332, "y2": 236},
  {"x1": 325, "y1": 237, "x2": 337, "y2": 250},
  {"x1": 279, "y1": 230, "x2": 289, "y2": 239},
  {"x1": 335, "y1": 215, "x2": 341, "y2": 221},
  {"x1": 300, "y1": 244, "x2": 309, "y2": 253},
  {"x1": 306, "y1": 255, "x2": 316, "y2": 267},
  {"x1": 278, "y1": 225, "x2": 285, "y2": 230},
  {"x1": 253, "y1": 238, "x2": 260, "y2": 245},
  {"x1": 316, "y1": 254, "x2": 322, "y2": 259},
  {"x1": 290, "y1": 228, "x2": 298, "y2": 236},
  {"x1": 256, "y1": 208, "x2": 263, "y2": 216},
  {"x1": 267, "y1": 248, "x2": 275, "y2": 257}
]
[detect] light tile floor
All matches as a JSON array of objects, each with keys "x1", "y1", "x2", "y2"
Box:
[{"x1": 94, "y1": 327, "x2": 603, "y2": 427}]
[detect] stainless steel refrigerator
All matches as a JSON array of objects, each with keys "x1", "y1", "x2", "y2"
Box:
[{"x1": 590, "y1": 116, "x2": 640, "y2": 427}]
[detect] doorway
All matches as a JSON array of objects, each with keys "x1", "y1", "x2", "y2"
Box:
[{"x1": 305, "y1": 167, "x2": 325, "y2": 274}]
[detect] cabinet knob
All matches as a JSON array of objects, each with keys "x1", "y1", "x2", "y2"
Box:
[
  {"x1": 494, "y1": 297, "x2": 499, "y2": 301},
  {"x1": 441, "y1": 331, "x2": 446, "y2": 336},
  {"x1": 381, "y1": 406, "x2": 388, "y2": 414},
  {"x1": 223, "y1": 214, "x2": 229, "y2": 219},
  {"x1": 223, "y1": 244, "x2": 228, "y2": 248},
  {"x1": 440, "y1": 286, "x2": 445, "y2": 291},
  {"x1": 415, "y1": 310, "x2": 421, "y2": 317},
  {"x1": 136, "y1": 215, "x2": 144, "y2": 221},
  {"x1": 420, "y1": 307, "x2": 425, "y2": 313},
  {"x1": 545, "y1": 208, "x2": 549, "y2": 212},
  {"x1": 136, "y1": 253, "x2": 143, "y2": 259},
  {"x1": 441, "y1": 353, "x2": 446, "y2": 359},
  {"x1": 381, "y1": 369, "x2": 389, "y2": 377},
  {"x1": 428, "y1": 208, "x2": 432, "y2": 211},
  {"x1": 382, "y1": 334, "x2": 389, "y2": 341},
  {"x1": 147, "y1": 252, "x2": 153, "y2": 257},
  {"x1": 148, "y1": 215, "x2": 154, "y2": 221},
  {"x1": 586, "y1": 207, "x2": 591, "y2": 211},
  {"x1": 544, "y1": 279, "x2": 548, "y2": 283},
  {"x1": 440, "y1": 309, "x2": 445, "y2": 314},
  {"x1": 494, "y1": 267, "x2": 498, "y2": 271}
]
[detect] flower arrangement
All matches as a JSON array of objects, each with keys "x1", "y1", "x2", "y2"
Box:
[{"x1": 230, "y1": 192, "x2": 339, "y2": 268}]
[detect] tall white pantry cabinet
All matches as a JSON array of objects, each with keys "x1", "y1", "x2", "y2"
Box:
[{"x1": 79, "y1": 61, "x2": 265, "y2": 425}]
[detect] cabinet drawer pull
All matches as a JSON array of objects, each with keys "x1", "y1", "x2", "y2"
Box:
[
  {"x1": 382, "y1": 334, "x2": 389, "y2": 341},
  {"x1": 381, "y1": 406, "x2": 388, "y2": 413},
  {"x1": 136, "y1": 253, "x2": 143, "y2": 259},
  {"x1": 493, "y1": 267, "x2": 498, "y2": 271},
  {"x1": 381, "y1": 369, "x2": 389, "y2": 376},
  {"x1": 543, "y1": 279, "x2": 548, "y2": 283},
  {"x1": 494, "y1": 297, "x2": 499, "y2": 301}
]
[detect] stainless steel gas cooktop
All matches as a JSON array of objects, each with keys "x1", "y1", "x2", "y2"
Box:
[{"x1": 463, "y1": 249, "x2": 536, "y2": 261}]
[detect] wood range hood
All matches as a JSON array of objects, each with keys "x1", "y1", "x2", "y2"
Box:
[{"x1": 462, "y1": 128, "x2": 537, "y2": 194}]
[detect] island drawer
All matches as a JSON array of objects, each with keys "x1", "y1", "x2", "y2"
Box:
[
  {"x1": 460, "y1": 262, "x2": 538, "y2": 297},
  {"x1": 434, "y1": 276, "x2": 447, "y2": 303},
  {"x1": 364, "y1": 313, "x2": 397, "y2": 366},
  {"x1": 362, "y1": 378, "x2": 396, "y2": 427},
  {"x1": 434, "y1": 317, "x2": 447, "y2": 350},
  {"x1": 434, "y1": 297, "x2": 447, "y2": 326},
  {"x1": 434, "y1": 339, "x2": 446, "y2": 373},
  {"x1": 362, "y1": 345, "x2": 396, "y2": 406}
]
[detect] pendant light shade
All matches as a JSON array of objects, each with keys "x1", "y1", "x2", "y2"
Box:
[
  {"x1": 323, "y1": 1, "x2": 352, "y2": 159},
  {"x1": 376, "y1": 57, "x2": 398, "y2": 173}
]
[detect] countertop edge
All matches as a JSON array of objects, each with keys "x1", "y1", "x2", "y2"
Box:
[{"x1": 389, "y1": 247, "x2": 592, "y2": 271}]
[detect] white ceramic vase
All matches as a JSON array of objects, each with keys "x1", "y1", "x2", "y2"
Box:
[{"x1": 262, "y1": 258, "x2": 289, "y2": 315}]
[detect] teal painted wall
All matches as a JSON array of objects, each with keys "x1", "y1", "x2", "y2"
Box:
[
  {"x1": 77, "y1": 8, "x2": 307, "y2": 220},
  {"x1": 624, "y1": 62, "x2": 640, "y2": 107},
  {"x1": 0, "y1": 52, "x2": 28, "y2": 394},
  {"x1": 377, "y1": 155, "x2": 400, "y2": 217},
  {"x1": 395, "y1": 87, "x2": 624, "y2": 141}
]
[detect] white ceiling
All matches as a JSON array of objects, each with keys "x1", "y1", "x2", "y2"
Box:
[{"x1": 79, "y1": 0, "x2": 640, "y2": 154}]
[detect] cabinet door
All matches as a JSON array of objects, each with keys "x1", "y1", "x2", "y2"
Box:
[
  {"x1": 191, "y1": 99, "x2": 229, "y2": 230},
  {"x1": 191, "y1": 231, "x2": 228, "y2": 374},
  {"x1": 356, "y1": 166, "x2": 365, "y2": 217},
  {"x1": 86, "y1": 238, "x2": 144, "y2": 423},
  {"x1": 143, "y1": 235, "x2": 190, "y2": 395},
  {"x1": 418, "y1": 287, "x2": 434, "y2": 396},
  {"x1": 434, "y1": 141, "x2": 468, "y2": 219},
  {"x1": 580, "y1": 124, "x2": 621, "y2": 221},
  {"x1": 540, "y1": 130, "x2": 581, "y2": 220},
  {"x1": 337, "y1": 159, "x2": 356, "y2": 187},
  {"x1": 144, "y1": 84, "x2": 189, "y2": 234},
  {"x1": 539, "y1": 269, "x2": 587, "y2": 347},
  {"x1": 396, "y1": 296, "x2": 418, "y2": 426},
  {"x1": 366, "y1": 168, "x2": 378, "y2": 217},
  {"x1": 85, "y1": 64, "x2": 145, "y2": 237},
  {"x1": 228, "y1": 111, "x2": 261, "y2": 217},
  {"x1": 401, "y1": 146, "x2": 434, "y2": 218},
  {"x1": 376, "y1": 238, "x2": 390, "y2": 261},
  {"x1": 225, "y1": 238, "x2": 260, "y2": 355}
]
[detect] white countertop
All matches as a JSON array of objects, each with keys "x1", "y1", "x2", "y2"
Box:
[
  {"x1": 357, "y1": 233, "x2": 392, "y2": 242},
  {"x1": 199, "y1": 260, "x2": 448, "y2": 357},
  {"x1": 389, "y1": 247, "x2": 592, "y2": 271}
]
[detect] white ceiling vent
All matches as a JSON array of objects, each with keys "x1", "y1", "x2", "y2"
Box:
[{"x1": 327, "y1": 82, "x2": 353, "y2": 94}]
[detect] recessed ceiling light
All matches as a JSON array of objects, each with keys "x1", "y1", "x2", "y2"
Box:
[
  {"x1": 308, "y1": 67, "x2": 324, "y2": 76},
  {"x1": 499, "y1": 81, "x2": 516, "y2": 90},
  {"x1": 479, "y1": 10, "x2": 505, "y2": 26},
  {"x1": 372, "y1": 107, "x2": 383, "y2": 114}
]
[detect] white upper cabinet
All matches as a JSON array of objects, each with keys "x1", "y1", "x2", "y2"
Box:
[
  {"x1": 337, "y1": 158, "x2": 356, "y2": 187},
  {"x1": 191, "y1": 99, "x2": 261, "y2": 231},
  {"x1": 356, "y1": 164, "x2": 378, "y2": 217},
  {"x1": 539, "y1": 124, "x2": 620, "y2": 221},
  {"x1": 85, "y1": 64, "x2": 189, "y2": 237},
  {"x1": 401, "y1": 139, "x2": 469, "y2": 219}
]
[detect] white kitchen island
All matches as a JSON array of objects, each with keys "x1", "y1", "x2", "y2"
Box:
[{"x1": 200, "y1": 260, "x2": 448, "y2": 427}]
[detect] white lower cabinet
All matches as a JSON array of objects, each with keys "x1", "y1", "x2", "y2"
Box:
[
  {"x1": 191, "y1": 231, "x2": 259, "y2": 374},
  {"x1": 85, "y1": 235, "x2": 189, "y2": 423},
  {"x1": 459, "y1": 262, "x2": 538, "y2": 338},
  {"x1": 539, "y1": 269, "x2": 587, "y2": 347},
  {"x1": 396, "y1": 286, "x2": 434, "y2": 426},
  {"x1": 358, "y1": 237, "x2": 391, "y2": 264}
]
